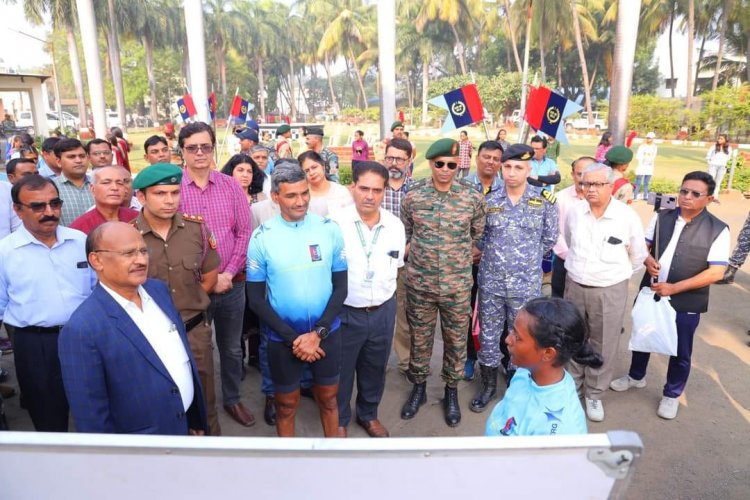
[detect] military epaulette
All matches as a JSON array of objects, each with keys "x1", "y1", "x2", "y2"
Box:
[
  {"x1": 456, "y1": 178, "x2": 475, "y2": 189},
  {"x1": 542, "y1": 190, "x2": 557, "y2": 205},
  {"x1": 410, "y1": 178, "x2": 428, "y2": 190},
  {"x1": 182, "y1": 213, "x2": 205, "y2": 223}
]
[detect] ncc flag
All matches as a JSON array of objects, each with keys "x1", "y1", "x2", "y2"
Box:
[
  {"x1": 229, "y1": 95, "x2": 249, "y2": 124},
  {"x1": 524, "y1": 86, "x2": 582, "y2": 144},
  {"x1": 428, "y1": 84, "x2": 485, "y2": 132},
  {"x1": 177, "y1": 94, "x2": 197, "y2": 122},
  {"x1": 208, "y1": 92, "x2": 216, "y2": 121}
]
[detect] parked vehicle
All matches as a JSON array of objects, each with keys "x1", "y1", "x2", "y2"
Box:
[{"x1": 565, "y1": 111, "x2": 607, "y2": 132}]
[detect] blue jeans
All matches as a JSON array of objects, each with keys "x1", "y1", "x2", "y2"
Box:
[
  {"x1": 208, "y1": 282, "x2": 246, "y2": 406},
  {"x1": 634, "y1": 175, "x2": 651, "y2": 200}
]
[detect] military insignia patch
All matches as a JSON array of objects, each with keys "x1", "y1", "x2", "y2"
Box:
[
  {"x1": 542, "y1": 190, "x2": 557, "y2": 204},
  {"x1": 528, "y1": 197, "x2": 543, "y2": 207},
  {"x1": 520, "y1": 152, "x2": 532, "y2": 160},
  {"x1": 208, "y1": 233, "x2": 217, "y2": 249},
  {"x1": 487, "y1": 207, "x2": 504, "y2": 214}
]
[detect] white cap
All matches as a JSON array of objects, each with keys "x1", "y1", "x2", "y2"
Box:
[{"x1": 646, "y1": 132, "x2": 656, "y2": 139}]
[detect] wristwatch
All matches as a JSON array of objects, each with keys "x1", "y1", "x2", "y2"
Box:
[{"x1": 314, "y1": 326, "x2": 330, "y2": 340}]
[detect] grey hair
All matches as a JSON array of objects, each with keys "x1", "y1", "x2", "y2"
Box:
[
  {"x1": 249, "y1": 145, "x2": 268, "y2": 155},
  {"x1": 271, "y1": 161, "x2": 307, "y2": 194},
  {"x1": 93, "y1": 165, "x2": 130, "y2": 182},
  {"x1": 582, "y1": 162, "x2": 615, "y2": 183}
]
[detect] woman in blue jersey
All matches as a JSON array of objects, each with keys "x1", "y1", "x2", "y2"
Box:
[{"x1": 485, "y1": 297, "x2": 602, "y2": 436}]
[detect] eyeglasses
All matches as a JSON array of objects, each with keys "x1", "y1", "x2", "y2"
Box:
[
  {"x1": 93, "y1": 248, "x2": 150, "y2": 259},
  {"x1": 384, "y1": 156, "x2": 408, "y2": 165},
  {"x1": 16, "y1": 198, "x2": 64, "y2": 212},
  {"x1": 678, "y1": 189, "x2": 708, "y2": 198},
  {"x1": 183, "y1": 144, "x2": 214, "y2": 154},
  {"x1": 581, "y1": 182, "x2": 610, "y2": 190},
  {"x1": 434, "y1": 161, "x2": 458, "y2": 170}
]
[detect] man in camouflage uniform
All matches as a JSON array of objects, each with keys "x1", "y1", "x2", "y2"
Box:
[
  {"x1": 132, "y1": 163, "x2": 222, "y2": 435},
  {"x1": 717, "y1": 211, "x2": 750, "y2": 284},
  {"x1": 304, "y1": 126, "x2": 339, "y2": 181},
  {"x1": 400, "y1": 138, "x2": 486, "y2": 427},
  {"x1": 471, "y1": 144, "x2": 558, "y2": 413}
]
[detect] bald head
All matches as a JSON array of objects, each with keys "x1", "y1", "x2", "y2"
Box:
[{"x1": 87, "y1": 222, "x2": 149, "y2": 293}]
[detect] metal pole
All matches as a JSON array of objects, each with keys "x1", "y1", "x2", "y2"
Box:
[
  {"x1": 377, "y1": 0, "x2": 396, "y2": 142},
  {"x1": 609, "y1": 0, "x2": 642, "y2": 144},
  {"x1": 727, "y1": 148, "x2": 738, "y2": 191},
  {"x1": 75, "y1": 0, "x2": 107, "y2": 138},
  {"x1": 518, "y1": 0, "x2": 533, "y2": 143},
  {"x1": 184, "y1": 0, "x2": 209, "y2": 123}
]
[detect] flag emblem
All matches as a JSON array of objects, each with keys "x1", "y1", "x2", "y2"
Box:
[
  {"x1": 524, "y1": 85, "x2": 582, "y2": 143},
  {"x1": 428, "y1": 83, "x2": 485, "y2": 132}
]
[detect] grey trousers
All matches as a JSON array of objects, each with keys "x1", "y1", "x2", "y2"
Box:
[{"x1": 564, "y1": 277, "x2": 629, "y2": 399}]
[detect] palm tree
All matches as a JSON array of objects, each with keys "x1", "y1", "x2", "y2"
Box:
[
  {"x1": 686, "y1": 0, "x2": 695, "y2": 108},
  {"x1": 204, "y1": 0, "x2": 244, "y2": 118},
  {"x1": 9, "y1": 0, "x2": 88, "y2": 125},
  {"x1": 103, "y1": 0, "x2": 126, "y2": 130},
  {"x1": 240, "y1": 0, "x2": 279, "y2": 121},
  {"x1": 502, "y1": 0, "x2": 523, "y2": 72},
  {"x1": 569, "y1": 0, "x2": 594, "y2": 124},
  {"x1": 712, "y1": 0, "x2": 734, "y2": 91}
]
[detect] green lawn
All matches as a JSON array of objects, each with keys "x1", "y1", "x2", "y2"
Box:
[{"x1": 125, "y1": 124, "x2": 715, "y2": 192}]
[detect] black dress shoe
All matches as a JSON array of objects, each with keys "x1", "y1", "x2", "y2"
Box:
[
  {"x1": 443, "y1": 385, "x2": 461, "y2": 427},
  {"x1": 401, "y1": 382, "x2": 427, "y2": 420},
  {"x1": 264, "y1": 395, "x2": 277, "y2": 426}
]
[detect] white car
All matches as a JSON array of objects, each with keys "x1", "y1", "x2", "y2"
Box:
[
  {"x1": 14, "y1": 110, "x2": 64, "y2": 133},
  {"x1": 106, "y1": 110, "x2": 122, "y2": 128},
  {"x1": 565, "y1": 111, "x2": 607, "y2": 132}
]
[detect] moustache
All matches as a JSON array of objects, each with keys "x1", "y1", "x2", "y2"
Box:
[
  {"x1": 388, "y1": 169, "x2": 403, "y2": 179},
  {"x1": 39, "y1": 216, "x2": 59, "y2": 223}
]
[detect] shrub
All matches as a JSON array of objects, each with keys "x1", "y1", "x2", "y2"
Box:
[
  {"x1": 338, "y1": 165, "x2": 352, "y2": 186},
  {"x1": 364, "y1": 107, "x2": 379, "y2": 122},
  {"x1": 341, "y1": 108, "x2": 363, "y2": 119}
]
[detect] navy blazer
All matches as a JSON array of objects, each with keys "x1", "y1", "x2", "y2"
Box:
[{"x1": 59, "y1": 278, "x2": 208, "y2": 435}]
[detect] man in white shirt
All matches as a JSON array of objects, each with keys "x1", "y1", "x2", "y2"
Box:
[
  {"x1": 564, "y1": 163, "x2": 648, "y2": 422},
  {"x1": 551, "y1": 156, "x2": 593, "y2": 297},
  {"x1": 610, "y1": 171, "x2": 729, "y2": 420},
  {"x1": 332, "y1": 162, "x2": 405, "y2": 438},
  {"x1": 58, "y1": 222, "x2": 208, "y2": 435}
]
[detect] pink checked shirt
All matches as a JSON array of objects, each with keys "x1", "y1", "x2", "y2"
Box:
[{"x1": 179, "y1": 169, "x2": 252, "y2": 276}]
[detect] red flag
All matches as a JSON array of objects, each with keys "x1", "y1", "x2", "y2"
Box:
[
  {"x1": 208, "y1": 92, "x2": 216, "y2": 120},
  {"x1": 229, "y1": 95, "x2": 244, "y2": 118},
  {"x1": 181, "y1": 94, "x2": 197, "y2": 118}
]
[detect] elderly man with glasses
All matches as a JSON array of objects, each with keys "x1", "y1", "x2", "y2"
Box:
[
  {"x1": 563, "y1": 163, "x2": 648, "y2": 423},
  {"x1": 399, "y1": 138, "x2": 486, "y2": 428}
]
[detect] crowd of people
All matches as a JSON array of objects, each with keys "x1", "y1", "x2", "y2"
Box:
[{"x1": 0, "y1": 119, "x2": 735, "y2": 439}]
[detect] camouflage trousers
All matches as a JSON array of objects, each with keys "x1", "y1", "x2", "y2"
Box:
[
  {"x1": 477, "y1": 289, "x2": 527, "y2": 368},
  {"x1": 406, "y1": 287, "x2": 471, "y2": 388},
  {"x1": 729, "y1": 211, "x2": 750, "y2": 268}
]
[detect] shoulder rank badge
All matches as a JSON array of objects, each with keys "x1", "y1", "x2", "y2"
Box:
[
  {"x1": 542, "y1": 190, "x2": 557, "y2": 205},
  {"x1": 207, "y1": 232, "x2": 217, "y2": 250},
  {"x1": 527, "y1": 197, "x2": 543, "y2": 207}
]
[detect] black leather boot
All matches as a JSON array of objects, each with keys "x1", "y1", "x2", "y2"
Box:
[
  {"x1": 400, "y1": 382, "x2": 427, "y2": 420},
  {"x1": 443, "y1": 385, "x2": 461, "y2": 427},
  {"x1": 469, "y1": 365, "x2": 498, "y2": 413}
]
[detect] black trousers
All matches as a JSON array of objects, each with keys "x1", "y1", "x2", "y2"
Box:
[
  {"x1": 14, "y1": 329, "x2": 69, "y2": 431},
  {"x1": 337, "y1": 296, "x2": 396, "y2": 427},
  {"x1": 551, "y1": 255, "x2": 567, "y2": 298}
]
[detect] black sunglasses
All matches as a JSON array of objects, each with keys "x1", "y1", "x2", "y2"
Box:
[
  {"x1": 434, "y1": 161, "x2": 458, "y2": 170},
  {"x1": 17, "y1": 198, "x2": 64, "y2": 213}
]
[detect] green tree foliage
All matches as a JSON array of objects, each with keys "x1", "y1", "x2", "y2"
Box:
[
  {"x1": 699, "y1": 84, "x2": 750, "y2": 138},
  {"x1": 428, "y1": 72, "x2": 522, "y2": 119}
]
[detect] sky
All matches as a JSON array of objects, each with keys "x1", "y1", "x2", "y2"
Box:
[{"x1": 0, "y1": 3, "x2": 51, "y2": 71}]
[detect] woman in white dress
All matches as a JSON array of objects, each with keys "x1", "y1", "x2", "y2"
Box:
[
  {"x1": 705, "y1": 134, "x2": 732, "y2": 202},
  {"x1": 298, "y1": 150, "x2": 353, "y2": 217}
]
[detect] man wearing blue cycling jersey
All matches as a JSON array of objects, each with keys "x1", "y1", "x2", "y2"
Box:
[{"x1": 247, "y1": 161, "x2": 348, "y2": 437}]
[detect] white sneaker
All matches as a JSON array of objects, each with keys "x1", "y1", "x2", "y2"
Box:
[
  {"x1": 585, "y1": 398, "x2": 604, "y2": 422},
  {"x1": 657, "y1": 397, "x2": 679, "y2": 419},
  {"x1": 610, "y1": 375, "x2": 647, "y2": 392}
]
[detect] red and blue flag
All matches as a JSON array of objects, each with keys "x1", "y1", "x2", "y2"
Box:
[
  {"x1": 428, "y1": 84, "x2": 485, "y2": 132},
  {"x1": 177, "y1": 94, "x2": 197, "y2": 123},
  {"x1": 208, "y1": 92, "x2": 216, "y2": 121},
  {"x1": 524, "y1": 86, "x2": 582, "y2": 144},
  {"x1": 229, "y1": 95, "x2": 249, "y2": 124}
]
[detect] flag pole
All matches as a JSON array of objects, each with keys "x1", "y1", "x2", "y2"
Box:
[
  {"x1": 218, "y1": 87, "x2": 240, "y2": 164},
  {"x1": 470, "y1": 71, "x2": 490, "y2": 141},
  {"x1": 517, "y1": 0, "x2": 534, "y2": 143}
]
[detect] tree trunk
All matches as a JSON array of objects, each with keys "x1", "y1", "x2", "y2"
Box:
[
  {"x1": 182, "y1": 44, "x2": 191, "y2": 92},
  {"x1": 421, "y1": 59, "x2": 429, "y2": 125},
  {"x1": 450, "y1": 24, "x2": 468, "y2": 75},
  {"x1": 747, "y1": 35, "x2": 750, "y2": 83},
  {"x1": 668, "y1": 3, "x2": 675, "y2": 98},
  {"x1": 144, "y1": 34, "x2": 158, "y2": 123},
  {"x1": 288, "y1": 55, "x2": 296, "y2": 121},
  {"x1": 539, "y1": 8, "x2": 546, "y2": 84},
  {"x1": 257, "y1": 56, "x2": 266, "y2": 121},
  {"x1": 405, "y1": 77, "x2": 413, "y2": 114},
  {"x1": 557, "y1": 46, "x2": 563, "y2": 88},
  {"x1": 324, "y1": 55, "x2": 340, "y2": 114},
  {"x1": 217, "y1": 38, "x2": 227, "y2": 119},
  {"x1": 107, "y1": 0, "x2": 126, "y2": 131},
  {"x1": 686, "y1": 0, "x2": 695, "y2": 109},
  {"x1": 711, "y1": 0, "x2": 730, "y2": 92},
  {"x1": 65, "y1": 24, "x2": 88, "y2": 126},
  {"x1": 569, "y1": 0, "x2": 594, "y2": 123},
  {"x1": 504, "y1": 0, "x2": 523, "y2": 72},
  {"x1": 349, "y1": 47, "x2": 368, "y2": 110},
  {"x1": 694, "y1": 33, "x2": 706, "y2": 96},
  {"x1": 297, "y1": 71, "x2": 311, "y2": 117}
]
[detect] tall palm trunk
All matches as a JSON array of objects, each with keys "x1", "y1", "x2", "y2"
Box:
[
  {"x1": 557, "y1": 46, "x2": 563, "y2": 88},
  {"x1": 257, "y1": 56, "x2": 266, "y2": 120},
  {"x1": 217, "y1": 37, "x2": 227, "y2": 119},
  {"x1": 539, "y1": 8, "x2": 546, "y2": 83},
  {"x1": 421, "y1": 60, "x2": 429, "y2": 125},
  {"x1": 65, "y1": 23, "x2": 88, "y2": 126},
  {"x1": 694, "y1": 33, "x2": 706, "y2": 96},
  {"x1": 450, "y1": 25, "x2": 468, "y2": 75},
  {"x1": 349, "y1": 47, "x2": 368, "y2": 110},
  {"x1": 107, "y1": 0, "x2": 126, "y2": 131},
  {"x1": 324, "y1": 55, "x2": 340, "y2": 114},
  {"x1": 504, "y1": 0, "x2": 523, "y2": 72},
  {"x1": 569, "y1": 0, "x2": 593, "y2": 123},
  {"x1": 288, "y1": 55, "x2": 296, "y2": 121},
  {"x1": 686, "y1": 0, "x2": 695, "y2": 109},
  {"x1": 144, "y1": 34, "x2": 158, "y2": 123},
  {"x1": 711, "y1": 1, "x2": 730, "y2": 92}
]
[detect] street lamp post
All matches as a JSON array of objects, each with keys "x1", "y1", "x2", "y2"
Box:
[{"x1": 75, "y1": 0, "x2": 107, "y2": 138}]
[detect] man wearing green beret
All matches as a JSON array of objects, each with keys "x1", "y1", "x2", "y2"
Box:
[
  {"x1": 304, "y1": 126, "x2": 339, "y2": 181},
  {"x1": 275, "y1": 124, "x2": 294, "y2": 159},
  {"x1": 391, "y1": 121, "x2": 405, "y2": 140},
  {"x1": 132, "y1": 162, "x2": 223, "y2": 435},
  {"x1": 606, "y1": 145, "x2": 635, "y2": 204},
  {"x1": 400, "y1": 137, "x2": 486, "y2": 427}
]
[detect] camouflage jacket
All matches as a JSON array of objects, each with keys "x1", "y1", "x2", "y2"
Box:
[
  {"x1": 401, "y1": 177, "x2": 486, "y2": 294},
  {"x1": 478, "y1": 184, "x2": 558, "y2": 297}
]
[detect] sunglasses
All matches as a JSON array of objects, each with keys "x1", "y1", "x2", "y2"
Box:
[
  {"x1": 678, "y1": 189, "x2": 708, "y2": 198},
  {"x1": 17, "y1": 198, "x2": 64, "y2": 213},
  {"x1": 434, "y1": 161, "x2": 458, "y2": 170},
  {"x1": 183, "y1": 144, "x2": 215, "y2": 154}
]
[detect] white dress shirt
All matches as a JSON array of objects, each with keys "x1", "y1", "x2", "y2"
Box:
[
  {"x1": 332, "y1": 205, "x2": 405, "y2": 307},
  {"x1": 553, "y1": 185, "x2": 585, "y2": 259},
  {"x1": 101, "y1": 283, "x2": 194, "y2": 411},
  {"x1": 0, "y1": 181, "x2": 21, "y2": 238},
  {"x1": 564, "y1": 198, "x2": 648, "y2": 287},
  {"x1": 309, "y1": 182, "x2": 354, "y2": 218}
]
